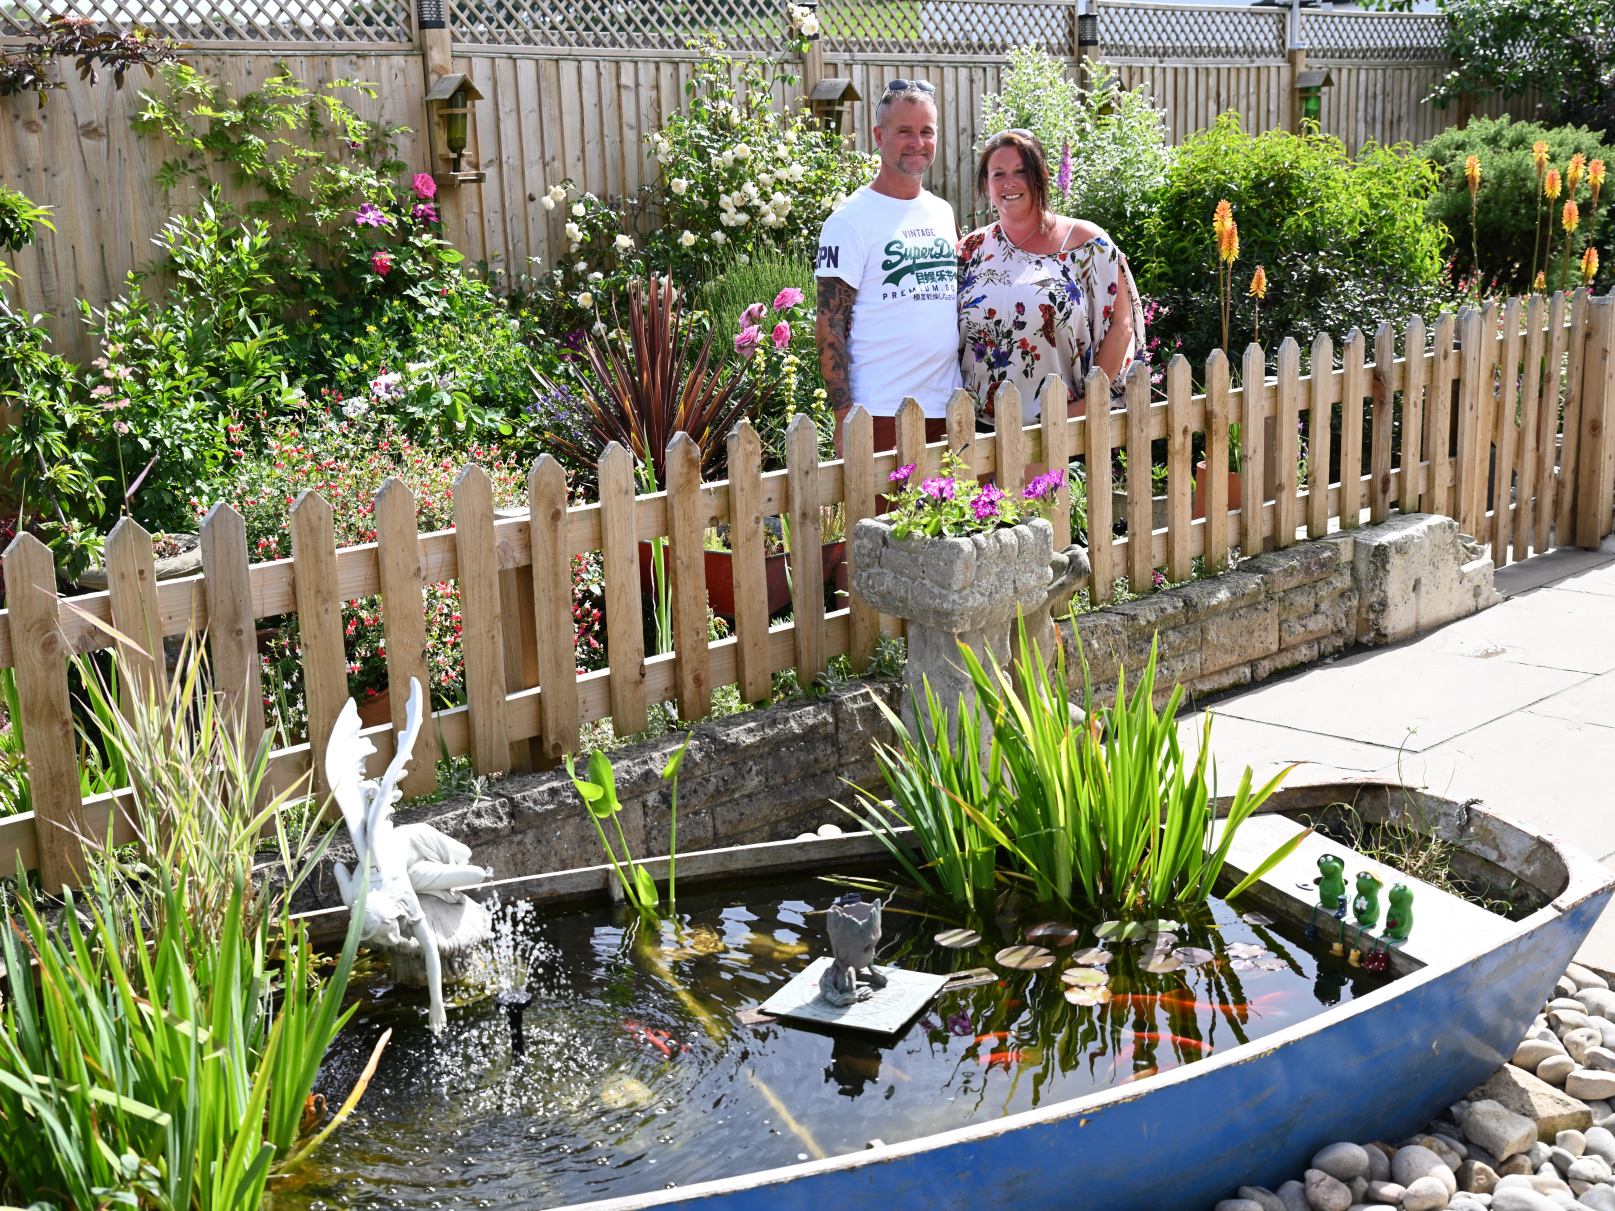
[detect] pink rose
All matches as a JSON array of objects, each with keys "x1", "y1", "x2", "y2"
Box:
[
  {"x1": 739, "y1": 302, "x2": 767, "y2": 328},
  {"x1": 771, "y1": 321, "x2": 791, "y2": 350},
  {"x1": 371, "y1": 250, "x2": 393, "y2": 276},
  {"x1": 413, "y1": 172, "x2": 437, "y2": 200},
  {"x1": 734, "y1": 325, "x2": 762, "y2": 357},
  {"x1": 772, "y1": 286, "x2": 805, "y2": 311}
]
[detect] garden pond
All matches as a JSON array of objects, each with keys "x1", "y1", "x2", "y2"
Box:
[{"x1": 271, "y1": 865, "x2": 1389, "y2": 1210}]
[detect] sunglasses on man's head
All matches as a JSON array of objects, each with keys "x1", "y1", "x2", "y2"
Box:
[
  {"x1": 882, "y1": 78, "x2": 936, "y2": 97},
  {"x1": 988, "y1": 128, "x2": 1035, "y2": 143}
]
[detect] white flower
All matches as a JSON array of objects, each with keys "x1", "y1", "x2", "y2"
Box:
[
  {"x1": 785, "y1": 129, "x2": 798, "y2": 144},
  {"x1": 565, "y1": 222, "x2": 582, "y2": 241},
  {"x1": 568, "y1": 241, "x2": 580, "y2": 253},
  {"x1": 742, "y1": 180, "x2": 759, "y2": 202},
  {"x1": 615, "y1": 233, "x2": 635, "y2": 252},
  {"x1": 577, "y1": 291, "x2": 594, "y2": 308},
  {"x1": 799, "y1": 11, "x2": 818, "y2": 35},
  {"x1": 342, "y1": 397, "x2": 370, "y2": 419},
  {"x1": 593, "y1": 320, "x2": 608, "y2": 336},
  {"x1": 571, "y1": 202, "x2": 586, "y2": 217},
  {"x1": 670, "y1": 177, "x2": 688, "y2": 195},
  {"x1": 721, "y1": 150, "x2": 736, "y2": 168},
  {"x1": 788, "y1": 163, "x2": 807, "y2": 182},
  {"x1": 369, "y1": 371, "x2": 402, "y2": 400},
  {"x1": 548, "y1": 184, "x2": 568, "y2": 203},
  {"x1": 734, "y1": 143, "x2": 751, "y2": 160},
  {"x1": 575, "y1": 261, "x2": 587, "y2": 272},
  {"x1": 541, "y1": 196, "x2": 556, "y2": 211},
  {"x1": 757, "y1": 171, "x2": 773, "y2": 189},
  {"x1": 589, "y1": 271, "x2": 604, "y2": 282},
  {"x1": 736, "y1": 253, "x2": 750, "y2": 265},
  {"x1": 679, "y1": 230, "x2": 696, "y2": 247},
  {"x1": 712, "y1": 230, "x2": 727, "y2": 244},
  {"x1": 734, "y1": 211, "x2": 750, "y2": 225}
]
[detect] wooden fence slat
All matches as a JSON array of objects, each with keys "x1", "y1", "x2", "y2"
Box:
[
  {"x1": 892, "y1": 399, "x2": 928, "y2": 643},
  {"x1": 786, "y1": 415, "x2": 826, "y2": 688},
  {"x1": 1575, "y1": 298, "x2": 1615, "y2": 549},
  {"x1": 726, "y1": 421, "x2": 773, "y2": 702},
  {"x1": 1166, "y1": 355, "x2": 1192, "y2": 581},
  {"x1": 374, "y1": 478, "x2": 435, "y2": 798},
  {"x1": 1038, "y1": 377, "x2": 1072, "y2": 551},
  {"x1": 200, "y1": 504, "x2": 265, "y2": 766},
  {"x1": 1400, "y1": 318, "x2": 1426, "y2": 515},
  {"x1": 1536, "y1": 291, "x2": 1570, "y2": 551},
  {"x1": 1306, "y1": 333, "x2": 1334, "y2": 538},
  {"x1": 1339, "y1": 329, "x2": 1366, "y2": 528},
  {"x1": 665, "y1": 433, "x2": 710, "y2": 721},
  {"x1": 105, "y1": 517, "x2": 163, "y2": 714},
  {"x1": 498, "y1": 561, "x2": 542, "y2": 774},
  {"x1": 1596, "y1": 297, "x2": 1615, "y2": 545},
  {"x1": 529, "y1": 455, "x2": 581, "y2": 760},
  {"x1": 4, "y1": 533, "x2": 87, "y2": 892},
  {"x1": 1125, "y1": 366, "x2": 1153, "y2": 591},
  {"x1": 1454, "y1": 308, "x2": 1487, "y2": 536},
  {"x1": 1369, "y1": 322, "x2": 1396, "y2": 524},
  {"x1": 1204, "y1": 350, "x2": 1232, "y2": 571},
  {"x1": 1492, "y1": 298, "x2": 1523, "y2": 564},
  {"x1": 1241, "y1": 343, "x2": 1267, "y2": 555},
  {"x1": 1086, "y1": 370, "x2": 1115, "y2": 603},
  {"x1": 290, "y1": 490, "x2": 347, "y2": 799},
  {"x1": 1474, "y1": 301, "x2": 1503, "y2": 531},
  {"x1": 453, "y1": 465, "x2": 511, "y2": 775},
  {"x1": 1274, "y1": 337, "x2": 1302, "y2": 547},
  {"x1": 1558, "y1": 291, "x2": 1591, "y2": 546},
  {"x1": 995, "y1": 384, "x2": 1025, "y2": 498},
  {"x1": 599, "y1": 443, "x2": 648, "y2": 735},
  {"x1": 1427, "y1": 312, "x2": 1457, "y2": 519},
  {"x1": 843, "y1": 406, "x2": 880, "y2": 674},
  {"x1": 947, "y1": 389, "x2": 975, "y2": 466},
  {"x1": 1516, "y1": 294, "x2": 1547, "y2": 556}
]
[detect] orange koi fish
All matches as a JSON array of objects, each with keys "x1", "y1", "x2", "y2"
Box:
[
  {"x1": 1131, "y1": 1030, "x2": 1208, "y2": 1052},
  {"x1": 973, "y1": 1031, "x2": 1012, "y2": 1044},
  {"x1": 981, "y1": 1050, "x2": 1030, "y2": 1068},
  {"x1": 624, "y1": 1019, "x2": 680, "y2": 1058}
]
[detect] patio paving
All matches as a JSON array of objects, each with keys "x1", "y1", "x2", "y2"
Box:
[{"x1": 1181, "y1": 539, "x2": 1615, "y2": 971}]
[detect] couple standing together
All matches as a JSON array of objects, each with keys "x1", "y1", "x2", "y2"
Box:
[{"x1": 815, "y1": 79, "x2": 1147, "y2": 452}]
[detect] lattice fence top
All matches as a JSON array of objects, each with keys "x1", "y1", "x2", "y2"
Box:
[
  {"x1": 447, "y1": 0, "x2": 783, "y2": 50},
  {"x1": 1301, "y1": 11, "x2": 1446, "y2": 63},
  {"x1": 1095, "y1": 0, "x2": 1286, "y2": 61},
  {"x1": 0, "y1": 0, "x2": 413, "y2": 44},
  {"x1": 821, "y1": 0, "x2": 1078, "y2": 59}
]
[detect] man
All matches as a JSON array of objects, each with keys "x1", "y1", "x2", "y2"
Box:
[{"x1": 815, "y1": 80, "x2": 959, "y2": 453}]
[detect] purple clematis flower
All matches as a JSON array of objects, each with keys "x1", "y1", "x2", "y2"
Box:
[{"x1": 354, "y1": 202, "x2": 391, "y2": 228}]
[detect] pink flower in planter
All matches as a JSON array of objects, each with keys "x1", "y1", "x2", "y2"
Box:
[
  {"x1": 371, "y1": 250, "x2": 393, "y2": 276},
  {"x1": 413, "y1": 172, "x2": 437, "y2": 200},
  {"x1": 772, "y1": 286, "x2": 805, "y2": 311},
  {"x1": 890, "y1": 463, "x2": 916, "y2": 484},
  {"x1": 920, "y1": 476, "x2": 954, "y2": 501},
  {"x1": 771, "y1": 320, "x2": 791, "y2": 350},
  {"x1": 734, "y1": 325, "x2": 762, "y2": 357}
]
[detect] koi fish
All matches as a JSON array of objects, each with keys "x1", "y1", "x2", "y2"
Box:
[
  {"x1": 981, "y1": 1050, "x2": 1030, "y2": 1068},
  {"x1": 974, "y1": 1031, "x2": 1012, "y2": 1044},
  {"x1": 1158, "y1": 994, "x2": 1250, "y2": 1015},
  {"x1": 1122, "y1": 1065, "x2": 1159, "y2": 1083},
  {"x1": 1131, "y1": 1030, "x2": 1208, "y2": 1052},
  {"x1": 624, "y1": 1019, "x2": 681, "y2": 1058},
  {"x1": 1108, "y1": 993, "x2": 1164, "y2": 1012}
]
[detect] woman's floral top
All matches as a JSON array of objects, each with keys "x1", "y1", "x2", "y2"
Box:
[{"x1": 957, "y1": 222, "x2": 1146, "y2": 424}]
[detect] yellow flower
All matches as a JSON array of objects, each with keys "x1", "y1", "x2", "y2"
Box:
[
  {"x1": 1545, "y1": 169, "x2": 1562, "y2": 201},
  {"x1": 1213, "y1": 199, "x2": 1233, "y2": 241},
  {"x1": 1591, "y1": 159, "x2": 1607, "y2": 190},
  {"x1": 1583, "y1": 246, "x2": 1600, "y2": 285},
  {"x1": 1464, "y1": 154, "x2": 1481, "y2": 196},
  {"x1": 1248, "y1": 265, "x2": 1268, "y2": 299},
  {"x1": 1218, "y1": 217, "x2": 1239, "y2": 265},
  {"x1": 1568, "y1": 153, "x2": 1586, "y2": 194},
  {"x1": 1533, "y1": 270, "x2": 1547, "y2": 291},
  {"x1": 1533, "y1": 141, "x2": 1550, "y2": 180},
  {"x1": 1562, "y1": 200, "x2": 1579, "y2": 234}
]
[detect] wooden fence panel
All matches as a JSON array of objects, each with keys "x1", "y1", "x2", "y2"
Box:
[
  {"x1": 1558, "y1": 291, "x2": 1591, "y2": 546},
  {"x1": 1039, "y1": 377, "x2": 1072, "y2": 551},
  {"x1": 1492, "y1": 298, "x2": 1523, "y2": 564},
  {"x1": 1166, "y1": 355, "x2": 1192, "y2": 582},
  {"x1": 665, "y1": 433, "x2": 711, "y2": 721},
  {"x1": 105, "y1": 517, "x2": 163, "y2": 713},
  {"x1": 374, "y1": 478, "x2": 437, "y2": 796},
  {"x1": 200, "y1": 504, "x2": 265, "y2": 763},
  {"x1": 1427, "y1": 312, "x2": 1457, "y2": 520},
  {"x1": 1241, "y1": 344, "x2": 1267, "y2": 555},
  {"x1": 290, "y1": 490, "x2": 347, "y2": 797},
  {"x1": 1204, "y1": 350, "x2": 1232, "y2": 571},
  {"x1": 1370, "y1": 323, "x2": 1396, "y2": 524},
  {"x1": 1086, "y1": 370, "x2": 1115, "y2": 602},
  {"x1": 528, "y1": 456, "x2": 580, "y2": 762},
  {"x1": 1306, "y1": 332, "x2": 1334, "y2": 539},
  {"x1": 1536, "y1": 292, "x2": 1570, "y2": 552},
  {"x1": 996, "y1": 388, "x2": 1026, "y2": 499},
  {"x1": 726, "y1": 420, "x2": 773, "y2": 702},
  {"x1": 786, "y1": 415, "x2": 826, "y2": 689},
  {"x1": 1516, "y1": 294, "x2": 1547, "y2": 557},
  {"x1": 1575, "y1": 298, "x2": 1615, "y2": 549},
  {"x1": 453, "y1": 465, "x2": 512, "y2": 775},
  {"x1": 843, "y1": 407, "x2": 879, "y2": 674},
  {"x1": 1274, "y1": 337, "x2": 1302, "y2": 547},
  {"x1": 599, "y1": 443, "x2": 648, "y2": 735},
  {"x1": 1400, "y1": 318, "x2": 1426, "y2": 516},
  {"x1": 1125, "y1": 368, "x2": 1153, "y2": 591}
]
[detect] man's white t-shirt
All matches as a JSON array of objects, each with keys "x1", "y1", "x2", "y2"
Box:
[{"x1": 815, "y1": 186, "x2": 962, "y2": 418}]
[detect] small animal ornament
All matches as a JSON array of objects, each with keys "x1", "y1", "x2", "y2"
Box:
[
  {"x1": 819, "y1": 895, "x2": 889, "y2": 1008},
  {"x1": 1352, "y1": 872, "x2": 1383, "y2": 929},
  {"x1": 1383, "y1": 883, "x2": 1414, "y2": 942},
  {"x1": 1317, "y1": 855, "x2": 1347, "y2": 911}
]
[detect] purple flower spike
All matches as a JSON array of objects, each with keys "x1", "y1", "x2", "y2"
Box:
[
  {"x1": 1057, "y1": 141, "x2": 1073, "y2": 200},
  {"x1": 890, "y1": 463, "x2": 917, "y2": 485},
  {"x1": 920, "y1": 476, "x2": 955, "y2": 501}
]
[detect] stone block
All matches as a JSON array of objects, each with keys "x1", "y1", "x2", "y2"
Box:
[
  {"x1": 1106, "y1": 590, "x2": 1190, "y2": 637},
  {"x1": 1280, "y1": 594, "x2": 1352, "y2": 649},
  {"x1": 1186, "y1": 662, "x2": 1253, "y2": 699},
  {"x1": 1175, "y1": 570, "x2": 1267, "y2": 622},
  {"x1": 1239, "y1": 540, "x2": 1342, "y2": 595},
  {"x1": 1202, "y1": 599, "x2": 1281, "y2": 670},
  {"x1": 1467, "y1": 1064, "x2": 1594, "y2": 1140},
  {"x1": 1276, "y1": 583, "x2": 1320, "y2": 621},
  {"x1": 1253, "y1": 641, "x2": 1318, "y2": 681},
  {"x1": 1068, "y1": 611, "x2": 1131, "y2": 684},
  {"x1": 1352, "y1": 513, "x2": 1501, "y2": 645}
]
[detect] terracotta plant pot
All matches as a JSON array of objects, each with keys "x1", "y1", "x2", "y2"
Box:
[
  {"x1": 1192, "y1": 462, "x2": 1243, "y2": 521},
  {"x1": 637, "y1": 539, "x2": 847, "y2": 619},
  {"x1": 356, "y1": 687, "x2": 392, "y2": 728}
]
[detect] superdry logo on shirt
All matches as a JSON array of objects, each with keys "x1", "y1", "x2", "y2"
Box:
[
  {"x1": 880, "y1": 236, "x2": 955, "y2": 290},
  {"x1": 816, "y1": 245, "x2": 839, "y2": 270}
]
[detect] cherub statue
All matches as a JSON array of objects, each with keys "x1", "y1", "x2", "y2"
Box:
[
  {"x1": 819, "y1": 896, "x2": 889, "y2": 1008},
  {"x1": 327, "y1": 677, "x2": 492, "y2": 1032}
]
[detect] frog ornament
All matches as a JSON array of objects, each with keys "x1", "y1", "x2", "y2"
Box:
[
  {"x1": 1361, "y1": 883, "x2": 1415, "y2": 972},
  {"x1": 1348, "y1": 872, "x2": 1383, "y2": 966},
  {"x1": 1309, "y1": 854, "x2": 1349, "y2": 946}
]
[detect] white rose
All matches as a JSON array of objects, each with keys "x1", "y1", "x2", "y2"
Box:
[
  {"x1": 734, "y1": 143, "x2": 750, "y2": 160},
  {"x1": 734, "y1": 211, "x2": 750, "y2": 225},
  {"x1": 757, "y1": 171, "x2": 773, "y2": 189},
  {"x1": 670, "y1": 177, "x2": 689, "y2": 195},
  {"x1": 548, "y1": 184, "x2": 568, "y2": 203},
  {"x1": 589, "y1": 271, "x2": 604, "y2": 282},
  {"x1": 572, "y1": 202, "x2": 586, "y2": 217},
  {"x1": 800, "y1": 12, "x2": 818, "y2": 35},
  {"x1": 577, "y1": 291, "x2": 594, "y2": 308},
  {"x1": 788, "y1": 163, "x2": 807, "y2": 182},
  {"x1": 743, "y1": 181, "x2": 759, "y2": 202},
  {"x1": 712, "y1": 230, "x2": 727, "y2": 244},
  {"x1": 593, "y1": 321, "x2": 608, "y2": 336},
  {"x1": 736, "y1": 253, "x2": 750, "y2": 265},
  {"x1": 575, "y1": 260, "x2": 588, "y2": 272},
  {"x1": 679, "y1": 230, "x2": 696, "y2": 247},
  {"x1": 565, "y1": 222, "x2": 582, "y2": 241},
  {"x1": 540, "y1": 195, "x2": 556, "y2": 211},
  {"x1": 721, "y1": 150, "x2": 735, "y2": 168},
  {"x1": 785, "y1": 130, "x2": 798, "y2": 144},
  {"x1": 569, "y1": 241, "x2": 580, "y2": 253},
  {"x1": 615, "y1": 233, "x2": 635, "y2": 252}
]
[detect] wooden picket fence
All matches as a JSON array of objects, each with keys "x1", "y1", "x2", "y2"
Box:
[{"x1": 2, "y1": 288, "x2": 1613, "y2": 893}]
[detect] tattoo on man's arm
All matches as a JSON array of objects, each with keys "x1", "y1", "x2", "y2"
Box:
[{"x1": 816, "y1": 277, "x2": 856, "y2": 414}]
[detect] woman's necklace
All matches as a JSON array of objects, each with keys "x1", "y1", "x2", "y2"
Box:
[{"x1": 1000, "y1": 213, "x2": 1052, "y2": 256}]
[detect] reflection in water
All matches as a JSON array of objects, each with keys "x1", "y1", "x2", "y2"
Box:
[{"x1": 271, "y1": 871, "x2": 1388, "y2": 1211}]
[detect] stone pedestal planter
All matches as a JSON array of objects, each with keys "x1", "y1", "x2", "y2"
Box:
[{"x1": 851, "y1": 516, "x2": 1055, "y2": 732}]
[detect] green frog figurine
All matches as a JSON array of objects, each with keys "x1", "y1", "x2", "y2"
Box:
[
  {"x1": 1383, "y1": 883, "x2": 1414, "y2": 942},
  {"x1": 1352, "y1": 871, "x2": 1383, "y2": 929},
  {"x1": 1317, "y1": 855, "x2": 1347, "y2": 911}
]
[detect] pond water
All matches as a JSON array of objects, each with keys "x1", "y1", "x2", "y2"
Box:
[{"x1": 272, "y1": 869, "x2": 1390, "y2": 1210}]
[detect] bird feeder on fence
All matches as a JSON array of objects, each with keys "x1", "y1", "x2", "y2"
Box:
[
  {"x1": 808, "y1": 78, "x2": 860, "y2": 135},
  {"x1": 425, "y1": 72, "x2": 486, "y2": 186},
  {"x1": 1294, "y1": 68, "x2": 1333, "y2": 130}
]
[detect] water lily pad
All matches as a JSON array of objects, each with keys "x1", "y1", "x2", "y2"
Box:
[
  {"x1": 1255, "y1": 958, "x2": 1287, "y2": 972},
  {"x1": 1143, "y1": 954, "x2": 1183, "y2": 974},
  {"x1": 1241, "y1": 911, "x2": 1275, "y2": 927},
  {"x1": 1146, "y1": 932, "x2": 1179, "y2": 952},
  {"x1": 1095, "y1": 920, "x2": 1148, "y2": 942},
  {"x1": 1025, "y1": 921, "x2": 1080, "y2": 947},
  {"x1": 1230, "y1": 958, "x2": 1258, "y2": 972},
  {"x1": 1071, "y1": 947, "x2": 1112, "y2": 966},
  {"x1": 1139, "y1": 918, "x2": 1181, "y2": 933},
  {"x1": 1173, "y1": 946, "x2": 1215, "y2": 966},
  {"x1": 1225, "y1": 942, "x2": 1267, "y2": 960},
  {"x1": 1064, "y1": 986, "x2": 1110, "y2": 1007},
  {"x1": 995, "y1": 945, "x2": 1055, "y2": 971},
  {"x1": 935, "y1": 928, "x2": 982, "y2": 949},
  {"x1": 1061, "y1": 967, "x2": 1107, "y2": 987}
]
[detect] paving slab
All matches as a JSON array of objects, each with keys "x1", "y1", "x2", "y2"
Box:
[
  {"x1": 1410, "y1": 587, "x2": 1615, "y2": 674},
  {"x1": 1526, "y1": 671, "x2": 1615, "y2": 730},
  {"x1": 1548, "y1": 559, "x2": 1615, "y2": 600},
  {"x1": 1181, "y1": 712, "x2": 1401, "y2": 789},
  {"x1": 1494, "y1": 547, "x2": 1615, "y2": 597},
  {"x1": 1206, "y1": 645, "x2": 1582, "y2": 751}
]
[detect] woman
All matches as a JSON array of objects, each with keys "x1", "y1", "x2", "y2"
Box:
[{"x1": 958, "y1": 129, "x2": 1146, "y2": 425}]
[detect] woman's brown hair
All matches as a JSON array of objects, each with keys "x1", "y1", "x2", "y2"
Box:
[{"x1": 976, "y1": 129, "x2": 1051, "y2": 223}]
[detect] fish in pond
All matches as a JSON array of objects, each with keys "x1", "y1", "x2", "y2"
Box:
[
  {"x1": 1157, "y1": 993, "x2": 1250, "y2": 1015},
  {"x1": 623, "y1": 1019, "x2": 682, "y2": 1058},
  {"x1": 974, "y1": 1031, "x2": 1012, "y2": 1044},
  {"x1": 300, "y1": 1093, "x2": 327, "y2": 1137},
  {"x1": 741, "y1": 932, "x2": 810, "y2": 962},
  {"x1": 600, "y1": 1073, "x2": 657, "y2": 1110},
  {"x1": 1122, "y1": 1065, "x2": 1159, "y2": 1083},
  {"x1": 1132, "y1": 1031, "x2": 1209, "y2": 1052},
  {"x1": 980, "y1": 1049, "x2": 1038, "y2": 1068}
]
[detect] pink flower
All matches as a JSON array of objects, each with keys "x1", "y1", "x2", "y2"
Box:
[
  {"x1": 739, "y1": 302, "x2": 767, "y2": 328},
  {"x1": 890, "y1": 463, "x2": 916, "y2": 484},
  {"x1": 413, "y1": 172, "x2": 437, "y2": 200},
  {"x1": 971, "y1": 482, "x2": 1006, "y2": 521},
  {"x1": 920, "y1": 476, "x2": 955, "y2": 501},
  {"x1": 354, "y1": 202, "x2": 390, "y2": 227},
  {"x1": 411, "y1": 202, "x2": 440, "y2": 224},
  {"x1": 771, "y1": 321, "x2": 791, "y2": 350},
  {"x1": 772, "y1": 286, "x2": 805, "y2": 311},
  {"x1": 734, "y1": 325, "x2": 762, "y2": 357},
  {"x1": 1056, "y1": 141, "x2": 1073, "y2": 200},
  {"x1": 371, "y1": 250, "x2": 393, "y2": 276},
  {"x1": 1023, "y1": 468, "x2": 1065, "y2": 500}
]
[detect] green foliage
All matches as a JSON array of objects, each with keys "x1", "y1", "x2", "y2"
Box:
[
  {"x1": 980, "y1": 53, "x2": 1171, "y2": 252},
  {"x1": 884, "y1": 449, "x2": 1063, "y2": 538},
  {"x1": 1137, "y1": 113, "x2": 1449, "y2": 366},
  {"x1": 1421, "y1": 115, "x2": 1612, "y2": 293}
]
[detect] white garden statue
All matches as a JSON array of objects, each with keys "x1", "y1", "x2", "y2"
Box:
[{"x1": 327, "y1": 677, "x2": 493, "y2": 1032}]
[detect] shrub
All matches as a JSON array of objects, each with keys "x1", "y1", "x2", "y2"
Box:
[
  {"x1": 979, "y1": 53, "x2": 1171, "y2": 254},
  {"x1": 1421, "y1": 115, "x2": 1612, "y2": 294},
  {"x1": 1136, "y1": 113, "x2": 1448, "y2": 368}
]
